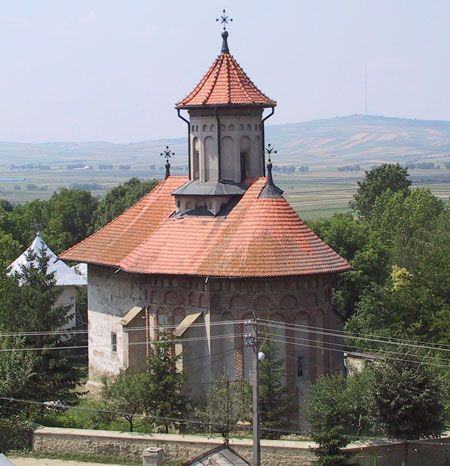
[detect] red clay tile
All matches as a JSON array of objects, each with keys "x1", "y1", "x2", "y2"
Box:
[
  {"x1": 176, "y1": 53, "x2": 276, "y2": 108},
  {"x1": 60, "y1": 177, "x2": 351, "y2": 277}
]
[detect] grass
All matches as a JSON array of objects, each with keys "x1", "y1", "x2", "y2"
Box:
[{"x1": 12, "y1": 450, "x2": 182, "y2": 465}]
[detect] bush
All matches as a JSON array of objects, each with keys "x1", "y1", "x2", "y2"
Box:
[{"x1": 0, "y1": 416, "x2": 34, "y2": 453}]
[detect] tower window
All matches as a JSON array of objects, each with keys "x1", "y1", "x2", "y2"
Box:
[
  {"x1": 240, "y1": 152, "x2": 247, "y2": 181},
  {"x1": 111, "y1": 332, "x2": 117, "y2": 353},
  {"x1": 297, "y1": 355, "x2": 304, "y2": 377}
]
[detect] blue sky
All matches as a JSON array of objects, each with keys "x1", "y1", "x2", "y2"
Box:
[{"x1": 1, "y1": 0, "x2": 449, "y2": 143}]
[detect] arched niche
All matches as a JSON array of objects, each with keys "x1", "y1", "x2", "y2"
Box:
[
  {"x1": 230, "y1": 295, "x2": 246, "y2": 310},
  {"x1": 240, "y1": 136, "x2": 251, "y2": 180},
  {"x1": 188, "y1": 292, "x2": 198, "y2": 307},
  {"x1": 280, "y1": 295, "x2": 298, "y2": 309},
  {"x1": 199, "y1": 294, "x2": 209, "y2": 308},
  {"x1": 164, "y1": 290, "x2": 184, "y2": 305},
  {"x1": 305, "y1": 293, "x2": 318, "y2": 307},
  {"x1": 204, "y1": 136, "x2": 217, "y2": 181},
  {"x1": 150, "y1": 290, "x2": 161, "y2": 304},
  {"x1": 255, "y1": 295, "x2": 272, "y2": 310},
  {"x1": 221, "y1": 136, "x2": 234, "y2": 180},
  {"x1": 192, "y1": 137, "x2": 200, "y2": 180}
]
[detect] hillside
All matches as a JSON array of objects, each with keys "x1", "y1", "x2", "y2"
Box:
[{"x1": 1, "y1": 115, "x2": 450, "y2": 168}]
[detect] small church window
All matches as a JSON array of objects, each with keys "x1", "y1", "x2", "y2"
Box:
[
  {"x1": 247, "y1": 124, "x2": 251, "y2": 131},
  {"x1": 111, "y1": 332, "x2": 117, "y2": 353},
  {"x1": 203, "y1": 124, "x2": 208, "y2": 132},
  {"x1": 297, "y1": 355, "x2": 304, "y2": 377},
  {"x1": 221, "y1": 124, "x2": 226, "y2": 131},
  {"x1": 254, "y1": 124, "x2": 258, "y2": 131},
  {"x1": 210, "y1": 124, "x2": 215, "y2": 132},
  {"x1": 240, "y1": 124, "x2": 244, "y2": 131},
  {"x1": 228, "y1": 124, "x2": 234, "y2": 131}
]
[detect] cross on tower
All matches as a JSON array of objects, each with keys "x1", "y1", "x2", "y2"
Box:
[
  {"x1": 160, "y1": 146, "x2": 175, "y2": 163},
  {"x1": 265, "y1": 143, "x2": 277, "y2": 163},
  {"x1": 216, "y1": 9, "x2": 233, "y2": 30}
]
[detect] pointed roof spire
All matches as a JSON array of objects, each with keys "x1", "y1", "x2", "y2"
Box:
[
  {"x1": 216, "y1": 9, "x2": 232, "y2": 54},
  {"x1": 259, "y1": 144, "x2": 284, "y2": 199},
  {"x1": 221, "y1": 30, "x2": 229, "y2": 54},
  {"x1": 160, "y1": 146, "x2": 174, "y2": 180}
]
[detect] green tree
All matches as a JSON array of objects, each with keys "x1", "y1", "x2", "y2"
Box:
[
  {"x1": 370, "y1": 354, "x2": 445, "y2": 466},
  {"x1": 0, "y1": 337, "x2": 35, "y2": 453},
  {"x1": 258, "y1": 338, "x2": 294, "y2": 439},
  {"x1": 0, "y1": 247, "x2": 83, "y2": 407},
  {"x1": 45, "y1": 188, "x2": 99, "y2": 252},
  {"x1": 98, "y1": 372, "x2": 148, "y2": 432},
  {"x1": 310, "y1": 213, "x2": 389, "y2": 320},
  {"x1": 93, "y1": 177, "x2": 159, "y2": 231},
  {"x1": 350, "y1": 163, "x2": 411, "y2": 220},
  {"x1": 143, "y1": 328, "x2": 188, "y2": 433},
  {"x1": 306, "y1": 374, "x2": 354, "y2": 466},
  {"x1": 195, "y1": 371, "x2": 251, "y2": 441}
]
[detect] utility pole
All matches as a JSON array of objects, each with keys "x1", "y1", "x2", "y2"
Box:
[{"x1": 245, "y1": 319, "x2": 260, "y2": 466}]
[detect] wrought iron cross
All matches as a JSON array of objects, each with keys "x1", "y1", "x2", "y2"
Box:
[
  {"x1": 31, "y1": 220, "x2": 43, "y2": 233},
  {"x1": 160, "y1": 146, "x2": 174, "y2": 163},
  {"x1": 265, "y1": 144, "x2": 277, "y2": 163},
  {"x1": 216, "y1": 9, "x2": 233, "y2": 30}
]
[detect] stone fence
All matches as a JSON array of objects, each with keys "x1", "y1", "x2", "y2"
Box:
[{"x1": 32, "y1": 427, "x2": 450, "y2": 466}]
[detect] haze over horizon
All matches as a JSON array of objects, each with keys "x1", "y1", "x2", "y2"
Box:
[{"x1": 1, "y1": 0, "x2": 450, "y2": 144}]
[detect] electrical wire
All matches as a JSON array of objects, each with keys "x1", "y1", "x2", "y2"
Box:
[
  {"x1": 258, "y1": 319, "x2": 450, "y2": 353},
  {"x1": 258, "y1": 325, "x2": 450, "y2": 364}
]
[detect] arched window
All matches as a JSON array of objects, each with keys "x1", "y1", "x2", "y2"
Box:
[
  {"x1": 228, "y1": 124, "x2": 235, "y2": 131},
  {"x1": 247, "y1": 124, "x2": 252, "y2": 131},
  {"x1": 239, "y1": 123, "x2": 244, "y2": 131},
  {"x1": 240, "y1": 136, "x2": 251, "y2": 180},
  {"x1": 210, "y1": 124, "x2": 215, "y2": 132},
  {"x1": 202, "y1": 124, "x2": 208, "y2": 132},
  {"x1": 192, "y1": 137, "x2": 200, "y2": 180}
]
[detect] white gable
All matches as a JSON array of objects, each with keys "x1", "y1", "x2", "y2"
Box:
[{"x1": 8, "y1": 233, "x2": 87, "y2": 287}]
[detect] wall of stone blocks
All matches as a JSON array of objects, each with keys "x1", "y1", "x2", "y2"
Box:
[{"x1": 32, "y1": 427, "x2": 450, "y2": 466}]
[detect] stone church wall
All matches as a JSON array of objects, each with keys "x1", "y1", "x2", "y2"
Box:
[{"x1": 87, "y1": 264, "x2": 343, "y2": 405}]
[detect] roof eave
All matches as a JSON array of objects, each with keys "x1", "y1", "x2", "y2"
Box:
[{"x1": 175, "y1": 102, "x2": 277, "y2": 110}]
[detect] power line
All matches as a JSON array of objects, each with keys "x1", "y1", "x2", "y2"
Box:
[
  {"x1": 266, "y1": 336, "x2": 450, "y2": 369},
  {"x1": 259, "y1": 319, "x2": 450, "y2": 353},
  {"x1": 258, "y1": 324, "x2": 450, "y2": 363},
  {"x1": 0, "y1": 332, "x2": 243, "y2": 353},
  {"x1": 0, "y1": 396, "x2": 307, "y2": 436}
]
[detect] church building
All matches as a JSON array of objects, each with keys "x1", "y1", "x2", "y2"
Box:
[{"x1": 60, "y1": 24, "x2": 351, "y2": 406}]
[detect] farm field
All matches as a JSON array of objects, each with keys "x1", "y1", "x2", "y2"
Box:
[
  {"x1": 1, "y1": 166, "x2": 448, "y2": 221},
  {"x1": 1, "y1": 114, "x2": 450, "y2": 220}
]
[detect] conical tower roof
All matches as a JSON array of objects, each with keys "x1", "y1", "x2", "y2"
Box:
[{"x1": 176, "y1": 32, "x2": 276, "y2": 109}]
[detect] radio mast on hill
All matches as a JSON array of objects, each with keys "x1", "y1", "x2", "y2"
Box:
[{"x1": 365, "y1": 66, "x2": 368, "y2": 115}]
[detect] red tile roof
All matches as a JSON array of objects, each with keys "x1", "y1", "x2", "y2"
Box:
[
  {"x1": 176, "y1": 52, "x2": 276, "y2": 108},
  {"x1": 60, "y1": 177, "x2": 351, "y2": 278}
]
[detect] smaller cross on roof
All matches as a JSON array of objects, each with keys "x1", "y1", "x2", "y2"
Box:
[{"x1": 216, "y1": 9, "x2": 233, "y2": 31}]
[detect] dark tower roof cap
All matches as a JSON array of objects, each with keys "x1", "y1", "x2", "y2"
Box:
[
  {"x1": 259, "y1": 160, "x2": 284, "y2": 198},
  {"x1": 221, "y1": 30, "x2": 229, "y2": 54}
]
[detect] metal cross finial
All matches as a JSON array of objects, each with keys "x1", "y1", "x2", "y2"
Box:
[
  {"x1": 216, "y1": 9, "x2": 233, "y2": 31},
  {"x1": 265, "y1": 144, "x2": 277, "y2": 163},
  {"x1": 31, "y1": 220, "x2": 42, "y2": 234},
  {"x1": 160, "y1": 145, "x2": 174, "y2": 163}
]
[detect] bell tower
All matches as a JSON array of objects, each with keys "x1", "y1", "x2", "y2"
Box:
[{"x1": 174, "y1": 12, "x2": 276, "y2": 216}]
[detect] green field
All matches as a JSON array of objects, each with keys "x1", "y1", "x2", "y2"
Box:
[{"x1": 1, "y1": 165, "x2": 448, "y2": 221}]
